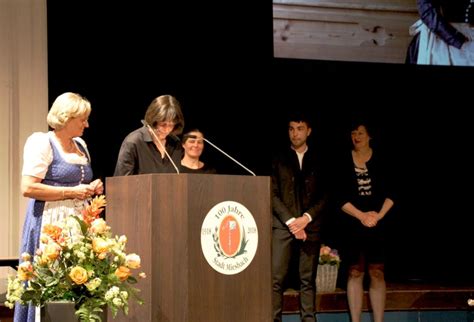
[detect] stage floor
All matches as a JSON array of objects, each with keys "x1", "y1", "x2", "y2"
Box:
[{"x1": 283, "y1": 280, "x2": 474, "y2": 313}]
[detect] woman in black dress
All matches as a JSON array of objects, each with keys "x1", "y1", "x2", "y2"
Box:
[{"x1": 336, "y1": 121, "x2": 395, "y2": 322}]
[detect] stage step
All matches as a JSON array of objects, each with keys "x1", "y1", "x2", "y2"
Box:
[
  {"x1": 3, "y1": 281, "x2": 473, "y2": 321},
  {"x1": 283, "y1": 281, "x2": 474, "y2": 313}
]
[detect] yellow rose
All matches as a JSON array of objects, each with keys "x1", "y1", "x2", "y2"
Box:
[
  {"x1": 125, "y1": 253, "x2": 141, "y2": 269},
  {"x1": 35, "y1": 255, "x2": 47, "y2": 267},
  {"x1": 17, "y1": 261, "x2": 34, "y2": 281},
  {"x1": 69, "y1": 266, "x2": 88, "y2": 285},
  {"x1": 85, "y1": 277, "x2": 102, "y2": 291},
  {"x1": 40, "y1": 234, "x2": 49, "y2": 245},
  {"x1": 90, "y1": 218, "x2": 108, "y2": 234},
  {"x1": 92, "y1": 237, "x2": 109, "y2": 254},
  {"x1": 42, "y1": 243, "x2": 61, "y2": 262},
  {"x1": 20, "y1": 252, "x2": 31, "y2": 262},
  {"x1": 118, "y1": 235, "x2": 127, "y2": 244},
  {"x1": 114, "y1": 266, "x2": 131, "y2": 281}
]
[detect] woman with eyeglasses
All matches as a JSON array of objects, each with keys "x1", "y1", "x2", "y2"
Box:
[{"x1": 114, "y1": 95, "x2": 185, "y2": 176}]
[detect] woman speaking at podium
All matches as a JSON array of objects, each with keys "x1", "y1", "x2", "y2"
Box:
[{"x1": 114, "y1": 95, "x2": 185, "y2": 176}]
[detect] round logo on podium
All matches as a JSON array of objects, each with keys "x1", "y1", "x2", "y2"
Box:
[{"x1": 201, "y1": 200, "x2": 258, "y2": 275}]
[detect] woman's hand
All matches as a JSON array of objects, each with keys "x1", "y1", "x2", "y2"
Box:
[
  {"x1": 90, "y1": 179, "x2": 104, "y2": 195},
  {"x1": 72, "y1": 184, "x2": 96, "y2": 200},
  {"x1": 360, "y1": 211, "x2": 379, "y2": 228}
]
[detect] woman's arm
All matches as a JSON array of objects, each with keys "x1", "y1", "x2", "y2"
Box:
[
  {"x1": 417, "y1": 0, "x2": 467, "y2": 48},
  {"x1": 377, "y1": 198, "x2": 394, "y2": 220},
  {"x1": 22, "y1": 176, "x2": 95, "y2": 201}
]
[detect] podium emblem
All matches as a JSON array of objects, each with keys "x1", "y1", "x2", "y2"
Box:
[{"x1": 201, "y1": 200, "x2": 258, "y2": 275}]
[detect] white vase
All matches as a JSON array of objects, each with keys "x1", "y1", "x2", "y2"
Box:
[{"x1": 316, "y1": 264, "x2": 338, "y2": 292}]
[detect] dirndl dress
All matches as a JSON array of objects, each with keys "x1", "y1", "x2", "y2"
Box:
[{"x1": 14, "y1": 134, "x2": 93, "y2": 322}]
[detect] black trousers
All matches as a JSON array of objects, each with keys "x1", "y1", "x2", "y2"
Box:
[{"x1": 272, "y1": 227, "x2": 320, "y2": 322}]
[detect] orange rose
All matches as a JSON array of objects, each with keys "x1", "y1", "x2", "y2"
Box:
[
  {"x1": 114, "y1": 266, "x2": 131, "y2": 281},
  {"x1": 42, "y1": 224, "x2": 62, "y2": 242}
]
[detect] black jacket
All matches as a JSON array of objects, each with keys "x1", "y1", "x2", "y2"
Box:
[{"x1": 271, "y1": 146, "x2": 326, "y2": 239}]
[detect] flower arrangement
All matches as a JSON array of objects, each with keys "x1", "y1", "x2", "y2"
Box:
[
  {"x1": 4, "y1": 195, "x2": 146, "y2": 321},
  {"x1": 319, "y1": 244, "x2": 341, "y2": 267}
]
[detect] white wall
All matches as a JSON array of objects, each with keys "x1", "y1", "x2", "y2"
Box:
[{"x1": 0, "y1": 0, "x2": 48, "y2": 272}]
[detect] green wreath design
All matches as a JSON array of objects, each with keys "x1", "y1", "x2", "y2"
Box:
[{"x1": 212, "y1": 225, "x2": 248, "y2": 259}]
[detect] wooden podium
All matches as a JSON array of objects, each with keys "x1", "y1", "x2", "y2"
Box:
[{"x1": 106, "y1": 174, "x2": 271, "y2": 322}]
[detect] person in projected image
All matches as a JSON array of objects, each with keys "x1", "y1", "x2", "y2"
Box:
[
  {"x1": 114, "y1": 94, "x2": 185, "y2": 176},
  {"x1": 406, "y1": 0, "x2": 474, "y2": 66},
  {"x1": 179, "y1": 128, "x2": 217, "y2": 174},
  {"x1": 271, "y1": 111, "x2": 327, "y2": 322},
  {"x1": 335, "y1": 119, "x2": 395, "y2": 322}
]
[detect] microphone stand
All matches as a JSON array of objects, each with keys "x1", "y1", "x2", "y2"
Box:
[
  {"x1": 141, "y1": 120, "x2": 180, "y2": 174},
  {"x1": 203, "y1": 138, "x2": 256, "y2": 176}
]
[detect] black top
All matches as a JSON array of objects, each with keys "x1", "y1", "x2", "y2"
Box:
[
  {"x1": 178, "y1": 163, "x2": 217, "y2": 174},
  {"x1": 335, "y1": 150, "x2": 394, "y2": 212},
  {"x1": 114, "y1": 126, "x2": 183, "y2": 176}
]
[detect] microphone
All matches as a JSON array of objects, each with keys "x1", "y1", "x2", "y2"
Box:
[
  {"x1": 141, "y1": 120, "x2": 180, "y2": 174},
  {"x1": 202, "y1": 137, "x2": 256, "y2": 176},
  {"x1": 168, "y1": 133, "x2": 181, "y2": 142}
]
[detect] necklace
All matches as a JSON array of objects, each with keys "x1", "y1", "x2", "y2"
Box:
[{"x1": 54, "y1": 133, "x2": 84, "y2": 156}]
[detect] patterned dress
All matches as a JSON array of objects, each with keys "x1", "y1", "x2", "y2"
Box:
[{"x1": 14, "y1": 132, "x2": 93, "y2": 322}]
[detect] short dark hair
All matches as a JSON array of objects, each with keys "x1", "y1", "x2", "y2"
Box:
[
  {"x1": 144, "y1": 95, "x2": 185, "y2": 135},
  {"x1": 182, "y1": 128, "x2": 202, "y2": 144},
  {"x1": 288, "y1": 111, "x2": 311, "y2": 128},
  {"x1": 349, "y1": 116, "x2": 373, "y2": 137}
]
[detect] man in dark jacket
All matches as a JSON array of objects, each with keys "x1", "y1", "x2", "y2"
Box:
[{"x1": 271, "y1": 112, "x2": 327, "y2": 322}]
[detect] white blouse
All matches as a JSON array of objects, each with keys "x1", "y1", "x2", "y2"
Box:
[{"x1": 22, "y1": 131, "x2": 90, "y2": 179}]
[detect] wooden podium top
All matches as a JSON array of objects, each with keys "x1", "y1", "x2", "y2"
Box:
[{"x1": 0, "y1": 257, "x2": 18, "y2": 270}]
